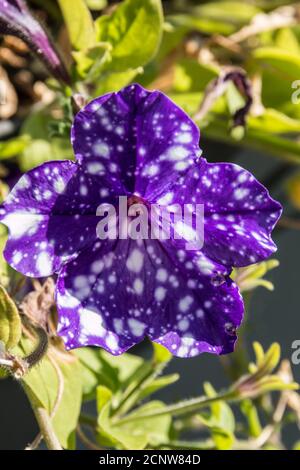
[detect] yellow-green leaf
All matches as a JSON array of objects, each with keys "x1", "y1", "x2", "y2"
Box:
[
  {"x1": 18, "y1": 337, "x2": 82, "y2": 449},
  {"x1": 58, "y1": 0, "x2": 96, "y2": 50},
  {"x1": 95, "y1": 0, "x2": 163, "y2": 72},
  {"x1": 0, "y1": 285, "x2": 21, "y2": 349}
]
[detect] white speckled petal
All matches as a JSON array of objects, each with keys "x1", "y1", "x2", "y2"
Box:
[
  {"x1": 156, "y1": 158, "x2": 282, "y2": 267},
  {"x1": 56, "y1": 237, "x2": 243, "y2": 356},
  {"x1": 72, "y1": 83, "x2": 201, "y2": 200},
  {"x1": 0, "y1": 160, "x2": 104, "y2": 276},
  {"x1": 0, "y1": 84, "x2": 281, "y2": 358}
]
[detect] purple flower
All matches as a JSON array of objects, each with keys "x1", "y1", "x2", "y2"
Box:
[
  {"x1": 0, "y1": 0, "x2": 70, "y2": 84},
  {"x1": 0, "y1": 84, "x2": 281, "y2": 357}
]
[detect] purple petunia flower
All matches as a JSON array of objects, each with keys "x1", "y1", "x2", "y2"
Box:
[
  {"x1": 0, "y1": 84, "x2": 281, "y2": 357},
  {"x1": 0, "y1": 0, "x2": 70, "y2": 84}
]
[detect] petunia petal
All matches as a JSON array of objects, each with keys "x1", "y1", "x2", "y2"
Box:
[
  {"x1": 0, "y1": 160, "x2": 110, "y2": 276},
  {"x1": 72, "y1": 83, "x2": 201, "y2": 199},
  {"x1": 156, "y1": 158, "x2": 282, "y2": 267},
  {"x1": 56, "y1": 236, "x2": 243, "y2": 356}
]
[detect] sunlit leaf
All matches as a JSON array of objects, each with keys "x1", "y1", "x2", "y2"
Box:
[
  {"x1": 0, "y1": 285, "x2": 21, "y2": 349},
  {"x1": 85, "y1": 0, "x2": 107, "y2": 10},
  {"x1": 173, "y1": 59, "x2": 218, "y2": 93},
  {"x1": 275, "y1": 28, "x2": 300, "y2": 54},
  {"x1": 17, "y1": 337, "x2": 82, "y2": 449},
  {"x1": 58, "y1": 0, "x2": 96, "y2": 50},
  {"x1": 0, "y1": 135, "x2": 31, "y2": 160},
  {"x1": 98, "y1": 400, "x2": 171, "y2": 450},
  {"x1": 75, "y1": 347, "x2": 143, "y2": 400},
  {"x1": 18, "y1": 110, "x2": 73, "y2": 171},
  {"x1": 200, "y1": 382, "x2": 235, "y2": 450},
  {"x1": 254, "y1": 47, "x2": 300, "y2": 81},
  {"x1": 96, "y1": 385, "x2": 112, "y2": 413},
  {"x1": 95, "y1": 0, "x2": 163, "y2": 72}
]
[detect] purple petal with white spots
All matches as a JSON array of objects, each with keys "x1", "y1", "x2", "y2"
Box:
[
  {"x1": 156, "y1": 158, "x2": 282, "y2": 267},
  {"x1": 72, "y1": 83, "x2": 201, "y2": 200},
  {"x1": 0, "y1": 0, "x2": 70, "y2": 83},
  {"x1": 57, "y1": 237, "x2": 243, "y2": 356},
  {"x1": 0, "y1": 160, "x2": 116, "y2": 276},
  {"x1": 0, "y1": 83, "x2": 282, "y2": 357}
]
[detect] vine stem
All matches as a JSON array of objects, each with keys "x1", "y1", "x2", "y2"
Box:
[
  {"x1": 77, "y1": 425, "x2": 102, "y2": 450},
  {"x1": 32, "y1": 406, "x2": 62, "y2": 450},
  {"x1": 113, "y1": 391, "x2": 237, "y2": 426}
]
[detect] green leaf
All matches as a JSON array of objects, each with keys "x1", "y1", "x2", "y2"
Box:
[
  {"x1": 0, "y1": 136, "x2": 31, "y2": 160},
  {"x1": 232, "y1": 259, "x2": 279, "y2": 293},
  {"x1": 18, "y1": 337, "x2": 82, "y2": 449},
  {"x1": 173, "y1": 59, "x2": 218, "y2": 93},
  {"x1": 171, "y1": 2, "x2": 260, "y2": 36},
  {"x1": 240, "y1": 399, "x2": 262, "y2": 438},
  {"x1": 156, "y1": 19, "x2": 190, "y2": 60},
  {"x1": 58, "y1": 0, "x2": 96, "y2": 50},
  {"x1": 95, "y1": 0, "x2": 163, "y2": 72},
  {"x1": 293, "y1": 440, "x2": 300, "y2": 450},
  {"x1": 0, "y1": 285, "x2": 21, "y2": 349},
  {"x1": 94, "y1": 68, "x2": 141, "y2": 95},
  {"x1": 275, "y1": 28, "x2": 300, "y2": 54},
  {"x1": 194, "y1": 1, "x2": 260, "y2": 27},
  {"x1": 19, "y1": 138, "x2": 73, "y2": 172},
  {"x1": 153, "y1": 342, "x2": 172, "y2": 363},
  {"x1": 100, "y1": 349, "x2": 144, "y2": 383},
  {"x1": 75, "y1": 348, "x2": 118, "y2": 400},
  {"x1": 138, "y1": 373, "x2": 179, "y2": 401},
  {"x1": 254, "y1": 47, "x2": 300, "y2": 81},
  {"x1": 18, "y1": 110, "x2": 73, "y2": 172},
  {"x1": 98, "y1": 400, "x2": 171, "y2": 450},
  {"x1": 200, "y1": 382, "x2": 235, "y2": 450},
  {"x1": 248, "y1": 108, "x2": 300, "y2": 133},
  {"x1": 73, "y1": 43, "x2": 111, "y2": 78},
  {"x1": 286, "y1": 171, "x2": 300, "y2": 210},
  {"x1": 85, "y1": 0, "x2": 107, "y2": 10},
  {"x1": 96, "y1": 385, "x2": 112, "y2": 413},
  {"x1": 168, "y1": 13, "x2": 234, "y2": 36},
  {"x1": 75, "y1": 348, "x2": 143, "y2": 400},
  {"x1": 226, "y1": 82, "x2": 245, "y2": 117},
  {"x1": 0, "y1": 225, "x2": 9, "y2": 288}
]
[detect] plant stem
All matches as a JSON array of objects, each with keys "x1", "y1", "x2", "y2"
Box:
[
  {"x1": 79, "y1": 413, "x2": 98, "y2": 429},
  {"x1": 32, "y1": 406, "x2": 62, "y2": 450},
  {"x1": 77, "y1": 425, "x2": 102, "y2": 450},
  {"x1": 113, "y1": 390, "x2": 237, "y2": 426},
  {"x1": 26, "y1": 353, "x2": 65, "y2": 450}
]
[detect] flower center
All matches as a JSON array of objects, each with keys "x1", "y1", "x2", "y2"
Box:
[{"x1": 127, "y1": 194, "x2": 147, "y2": 208}]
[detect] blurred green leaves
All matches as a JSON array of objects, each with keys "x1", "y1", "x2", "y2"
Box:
[
  {"x1": 58, "y1": 0, "x2": 96, "y2": 50},
  {"x1": 0, "y1": 136, "x2": 30, "y2": 160},
  {"x1": 98, "y1": 400, "x2": 171, "y2": 450},
  {"x1": 198, "y1": 383, "x2": 235, "y2": 449},
  {"x1": 95, "y1": 0, "x2": 163, "y2": 72},
  {"x1": 232, "y1": 342, "x2": 298, "y2": 399},
  {"x1": 0, "y1": 285, "x2": 21, "y2": 349},
  {"x1": 18, "y1": 109, "x2": 73, "y2": 172},
  {"x1": 68, "y1": 0, "x2": 163, "y2": 94},
  {"x1": 232, "y1": 259, "x2": 279, "y2": 292},
  {"x1": 85, "y1": 0, "x2": 107, "y2": 11}
]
